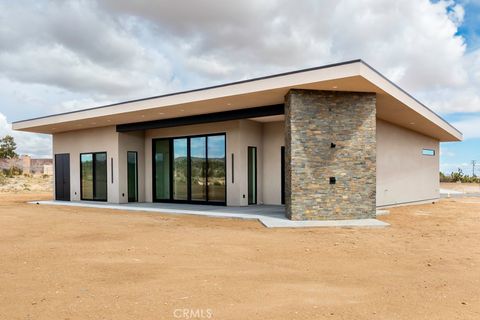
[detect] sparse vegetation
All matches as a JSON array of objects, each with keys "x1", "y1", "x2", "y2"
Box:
[
  {"x1": 0, "y1": 135, "x2": 19, "y2": 177},
  {"x1": 0, "y1": 135, "x2": 17, "y2": 159},
  {"x1": 0, "y1": 174, "x2": 52, "y2": 193},
  {"x1": 440, "y1": 169, "x2": 480, "y2": 183}
]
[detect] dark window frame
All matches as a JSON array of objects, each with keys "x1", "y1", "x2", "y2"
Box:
[
  {"x1": 80, "y1": 151, "x2": 108, "y2": 202},
  {"x1": 152, "y1": 132, "x2": 227, "y2": 206}
]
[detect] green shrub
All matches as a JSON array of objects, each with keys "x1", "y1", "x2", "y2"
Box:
[
  {"x1": 440, "y1": 169, "x2": 480, "y2": 183},
  {"x1": 0, "y1": 172, "x2": 6, "y2": 186}
]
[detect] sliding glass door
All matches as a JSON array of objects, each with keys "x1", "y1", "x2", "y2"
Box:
[
  {"x1": 153, "y1": 134, "x2": 226, "y2": 205},
  {"x1": 81, "y1": 152, "x2": 107, "y2": 201}
]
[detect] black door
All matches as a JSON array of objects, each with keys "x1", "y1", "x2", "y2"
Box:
[
  {"x1": 281, "y1": 146, "x2": 285, "y2": 205},
  {"x1": 55, "y1": 154, "x2": 70, "y2": 201}
]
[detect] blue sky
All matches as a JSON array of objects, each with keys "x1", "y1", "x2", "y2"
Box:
[
  {"x1": 440, "y1": 0, "x2": 480, "y2": 174},
  {"x1": 0, "y1": 0, "x2": 479, "y2": 175}
]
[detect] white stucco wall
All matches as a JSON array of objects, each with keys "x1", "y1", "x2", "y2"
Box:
[{"x1": 376, "y1": 119, "x2": 440, "y2": 207}]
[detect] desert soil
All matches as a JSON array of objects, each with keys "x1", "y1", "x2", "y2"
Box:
[
  {"x1": 0, "y1": 193, "x2": 479, "y2": 320},
  {"x1": 441, "y1": 182, "x2": 480, "y2": 194},
  {"x1": 0, "y1": 174, "x2": 53, "y2": 193}
]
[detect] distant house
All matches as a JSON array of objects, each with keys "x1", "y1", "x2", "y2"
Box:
[
  {"x1": 0, "y1": 155, "x2": 53, "y2": 175},
  {"x1": 13, "y1": 60, "x2": 462, "y2": 221}
]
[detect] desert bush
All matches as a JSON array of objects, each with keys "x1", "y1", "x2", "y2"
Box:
[
  {"x1": 0, "y1": 172, "x2": 7, "y2": 186},
  {"x1": 2, "y1": 167, "x2": 23, "y2": 177},
  {"x1": 440, "y1": 169, "x2": 480, "y2": 183}
]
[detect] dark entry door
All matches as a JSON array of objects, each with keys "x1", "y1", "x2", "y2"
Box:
[
  {"x1": 55, "y1": 154, "x2": 70, "y2": 201},
  {"x1": 281, "y1": 146, "x2": 285, "y2": 205}
]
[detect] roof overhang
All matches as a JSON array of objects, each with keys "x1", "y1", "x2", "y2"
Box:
[{"x1": 12, "y1": 59, "x2": 462, "y2": 142}]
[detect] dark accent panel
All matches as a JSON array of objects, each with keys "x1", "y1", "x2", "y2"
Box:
[
  {"x1": 117, "y1": 104, "x2": 284, "y2": 132},
  {"x1": 55, "y1": 154, "x2": 70, "y2": 201},
  {"x1": 231, "y1": 153, "x2": 234, "y2": 184},
  {"x1": 248, "y1": 146, "x2": 257, "y2": 205},
  {"x1": 281, "y1": 146, "x2": 285, "y2": 205}
]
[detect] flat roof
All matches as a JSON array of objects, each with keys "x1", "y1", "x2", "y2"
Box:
[{"x1": 12, "y1": 59, "x2": 462, "y2": 141}]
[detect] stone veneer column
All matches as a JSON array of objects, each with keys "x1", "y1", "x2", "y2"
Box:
[{"x1": 285, "y1": 89, "x2": 376, "y2": 220}]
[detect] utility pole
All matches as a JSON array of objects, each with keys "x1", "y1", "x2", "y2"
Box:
[{"x1": 472, "y1": 160, "x2": 477, "y2": 177}]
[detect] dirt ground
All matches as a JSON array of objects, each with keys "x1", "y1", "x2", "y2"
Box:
[
  {"x1": 0, "y1": 193, "x2": 479, "y2": 320},
  {"x1": 441, "y1": 182, "x2": 480, "y2": 194}
]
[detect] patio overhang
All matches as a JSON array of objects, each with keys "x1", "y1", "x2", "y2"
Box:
[{"x1": 12, "y1": 59, "x2": 462, "y2": 142}]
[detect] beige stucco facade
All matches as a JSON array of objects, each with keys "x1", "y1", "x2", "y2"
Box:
[
  {"x1": 53, "y1": 126, "x2": 120, "y2": 203},
  {"x1": 52, "y1": 116, "x2": 441, "y2": 209},
  {"x1": 21, "y1": 60, "x2": 461, "y2": 220},
  {"x1": 376, "y1": 119, "x2": 440, "y2": 207}
]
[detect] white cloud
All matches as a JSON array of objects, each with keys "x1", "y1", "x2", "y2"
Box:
[
  {"x1": 0, "y1": 0, "x2": 479, "y2": 161},
  {"x1": 98, "y1": 0, "x2": 479, "y2": 114},
  {"x1": 0, "y1": 0, "x2": 176, "y2": 98},
  {"x1": 452, "y1": 115, "x2": 480, "y2": 139},
  {"x1": 0, "y1": 113, "x2": 51, "y2": 158}
]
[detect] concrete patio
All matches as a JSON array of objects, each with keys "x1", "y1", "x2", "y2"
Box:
[{"x1": 30, "y1": 200, "x2": 389, "y2": 228}]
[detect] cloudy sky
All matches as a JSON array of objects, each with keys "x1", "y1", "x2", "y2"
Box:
[{"x1": 0, "y1": 0, "x2": 479, "y2": 174}]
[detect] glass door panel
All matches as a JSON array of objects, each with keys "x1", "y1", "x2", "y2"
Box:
[
  {"x1": 81, "y1": 154, "x2": 93, "y2": 200},
  {"x1": 154, "y1": 140, "x2": 170, "y2": 200},
  {"x1": 94, "y1": 153, "x2": 107, "y2": 201},
  {"x1": 190, "y1": 137, "x2": 207, "y2": 201},
  {"x1": 173, "y1": 138, "x2": 188, "y2": 200},
  {"x1": 80, "y1": 152, "x2": 107, "y2": 201},
  {"x1": 207, "y1": 135, "x2": 226, "y2": 202}
]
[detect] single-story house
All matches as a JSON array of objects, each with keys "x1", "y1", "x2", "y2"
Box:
[{"x1": 13, "y1": 60, "x2": 462, "y2": 220}]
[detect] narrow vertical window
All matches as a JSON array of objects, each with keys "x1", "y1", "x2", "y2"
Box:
[
  {"x1": 248, "y1": 146, "x2": 257, "y2": 205},
  {"x1": 127, "y1": 151, "x2": 138, "y2": 202}
]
